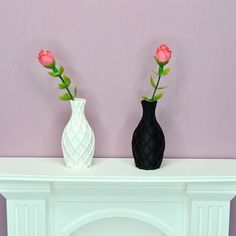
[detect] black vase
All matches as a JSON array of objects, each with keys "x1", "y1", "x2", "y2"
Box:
[{"x1": 132, "y1": 100, "x2": 165, "y2": 170}]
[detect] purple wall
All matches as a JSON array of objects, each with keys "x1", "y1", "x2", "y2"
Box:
[{"x1": 0, "y1": 0, "x2": 236, "y2": 235}]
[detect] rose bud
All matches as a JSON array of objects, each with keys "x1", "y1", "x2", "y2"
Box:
[
  {"x1": 155, "y1": 44, "x2": 172, "y2": 65},
  {"x1": 38, "y1": 50, "x2": 55, "y2": 69}
]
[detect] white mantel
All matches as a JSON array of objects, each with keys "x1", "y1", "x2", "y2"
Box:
[{"x1": 0, "y1": 158, "x2": 236, "y2": 236}]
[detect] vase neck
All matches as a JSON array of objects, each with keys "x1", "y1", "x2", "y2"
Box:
[
  {"x1": 141, "y1": 100, "x2": 157, "y2": 118},
  {"x1": 70, "y1": 98, "x2": 86, "y2": 116}
]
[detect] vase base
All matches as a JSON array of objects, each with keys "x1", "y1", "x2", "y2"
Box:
[
  {"x1": 134, "y1": 159, "x2": 163, "y2": 170},
  {"x1": 65, "y1": 165, "x2": 91, "y2": 170},
  {"x1": 64, "y1": 159, "x2": 92, "y2": 170}
]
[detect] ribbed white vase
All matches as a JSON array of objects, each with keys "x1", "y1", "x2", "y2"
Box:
[{"x1": 61, "y1": 98, "x2": 95, "y2": 169}]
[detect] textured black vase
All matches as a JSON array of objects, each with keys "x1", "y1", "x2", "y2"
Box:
[{"x1": 132, "y1": 100, "x2": 165, "y2": 170}]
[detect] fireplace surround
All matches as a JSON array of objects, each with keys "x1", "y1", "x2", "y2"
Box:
[{"x1": 0, "y1": 157, "x2": 235, "y2": 236}]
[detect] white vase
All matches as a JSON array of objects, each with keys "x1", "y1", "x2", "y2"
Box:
[{"x1": 61, "y1": 98, "x2": 95, "y2": 169}]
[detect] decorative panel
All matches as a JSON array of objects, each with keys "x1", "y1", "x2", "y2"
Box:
[
  {"x1": 7, "y1": 200, "x2": 46, "y2": 236},
  {"x1": 190, "y1": 201, "x2": 230, "y2": 236}
]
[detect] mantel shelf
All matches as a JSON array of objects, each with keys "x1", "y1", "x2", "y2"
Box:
[
  {"x1": 0, "y1": 157, "x2": 236, "y2": 183},
  {"x1": 1, "y1": 157, "x2": 236, "y2": 236}
]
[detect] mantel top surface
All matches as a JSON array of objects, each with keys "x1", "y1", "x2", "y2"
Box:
[{"x1": 0, "y1": 157, "x2": 235, "y2": 183}]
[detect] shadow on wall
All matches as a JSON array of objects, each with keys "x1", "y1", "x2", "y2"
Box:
[{"x1": 0, "y1": 195, "x2": 7, "y2": 236}]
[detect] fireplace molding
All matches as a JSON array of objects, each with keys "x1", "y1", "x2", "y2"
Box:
[
  {"x1": 0, "y1": 158, "x2": 235, "y2": 236},
  {"x1": 61, "y1": 208, "x2": 174, "y2": 236}
]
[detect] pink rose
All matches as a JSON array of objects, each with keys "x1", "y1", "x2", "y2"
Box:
[
  {"x1": 38, "y1": 50, "x2": 55, "y2": 68},
  {"x1": 155, "y1": 44, "x2": 172, "y2": 64}
]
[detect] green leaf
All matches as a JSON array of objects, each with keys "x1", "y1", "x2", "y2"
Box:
[
  {"x1": 58, "y1": 76, "x2": 71, "y2": 89},
  {"x1": 58, "y1": 83, "x2": 65, "y2": 89},
  {"x1": 73, "y1": 86, "x2": 77, "y2": 98},
  {"x1": 48, "y1": 71, "x2": 58, "y2": 77},
  {"x1": 141, "y1": 96, "x2": 153, "y2": 102},
  {"x1": 150, "y1": 76, "x2": 156, "y2": 88},
  {"x1": 48, "y1": 66, "x2": 64, "y2": 77},
  {"x1": 63, "y1": 75, "x2": 71, "y2": 86},
  {"x1": 58, "y1": 83, "x2": 68, "y2": 89},
  {"x1": 58, "y1": 93, "x2": 72, "y2": 101},
  {"x1": 153, "y1": 92, "x2": 163, "y2": 101},
  {"x1": 162, "y1": 67, "x2": 171, "y2": 76},
  {"x1": 58, "y1": 66, "x2": 64, "y2": 76},
  {"x1": 63, "y1": 75, "x2": 70, "y2": 83},
  {"x1": 158, "y1": 85, "x2": 168, "y2": 90}
]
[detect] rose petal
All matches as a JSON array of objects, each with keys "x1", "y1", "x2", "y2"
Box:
[
  {"x1": 156, "y1": 50, "x2": 167, "y2": 62},
  {"x1": 160, "y1": 44, "x2": 168, "y2": 50}
]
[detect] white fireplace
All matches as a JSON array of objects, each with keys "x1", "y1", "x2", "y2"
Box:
[{"x1": 0, "y1": 158, "x2": 235, "y2": 236}]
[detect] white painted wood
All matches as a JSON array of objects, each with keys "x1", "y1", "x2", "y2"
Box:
[
  {"x1": 0, "y1": 158, "x2": 235, "y2": 182},
  {"x1": 0, "y1": 158, "x2": 235, "y2": 236},
  {"x1": 190, "y1": 201, "x2": 231, "y2": 236},
  {"x1": 70, "y1": 218, "x2": 166, "y2": 236},
  {"x1": 7, "y1": 200, "x2": 47, "y2": 236}
]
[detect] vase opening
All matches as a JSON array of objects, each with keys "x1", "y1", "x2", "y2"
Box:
[
  {"x1": 71, "y1": 98, "x2": 86, "y2": 103},
  {"x1": 141, "y1": 100, "x2": 157, "y2": 116}
]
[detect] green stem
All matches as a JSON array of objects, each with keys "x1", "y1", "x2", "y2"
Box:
[
  {"x1": 151, "y1": 65, "x2": 163, "y2": 100},
  {"x1": 52, "y1": 67, "x2": 74, "y2": 100}
]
